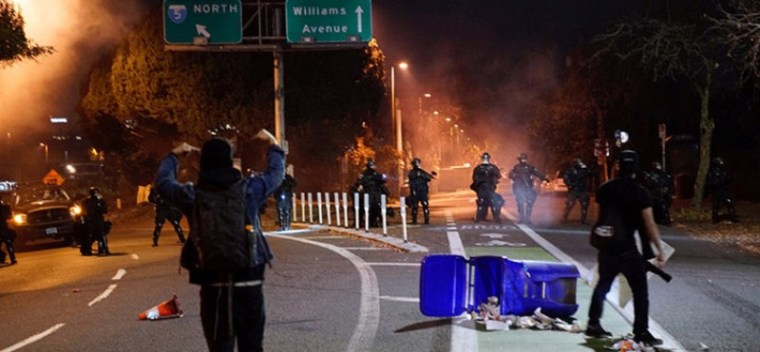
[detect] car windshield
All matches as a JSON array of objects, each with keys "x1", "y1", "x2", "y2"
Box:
[{"x1": 14, "y1": 187, "x2": 71, "y2": 206}]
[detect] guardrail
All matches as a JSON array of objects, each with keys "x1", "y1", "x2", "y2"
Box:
[{"x1": 292, "y1": 192, "x2": 409, "y2": 242}]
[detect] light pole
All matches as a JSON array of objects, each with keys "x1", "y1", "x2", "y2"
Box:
[
  {"x1": 39, "y1": 142, "x2": 48, "y2": 164},
  {"x1": 391, "y1": 61, "x2": 408, "y2": 197}
]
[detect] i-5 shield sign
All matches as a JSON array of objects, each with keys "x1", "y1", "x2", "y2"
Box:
[
  {"x1": 163, "y1": 0, "x2": 242, "y2": 45},
  {"x1": 286, "y1": 0, "x2": 372, "y2": 44}
]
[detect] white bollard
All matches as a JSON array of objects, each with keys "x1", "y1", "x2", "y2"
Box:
[
  {"x1": 381, "y1": 194, "x2": 387, "y2": 236},
  {"x1": 334, "y1": 192, "x2": 341, "y2": 227},
  {"x1": 400, "y1": 196, "x2": 408, "y2": 242},
  {"x1": 363, "y1": 193, "x2": 370, "y2": 232},
  {"x1": 301, "y1": 193, "x2": 306, "y2": 223},
  {"x1": 292, "y1": 194, "x2": 297, "y2": 223},
  {"x1": 317, "y1": 192, "x2": 323, "y2": 224},
  {"x1": 325, "y1": 192, "x2": 331, "y2": 225},
  {"x1": 354, "y1": 192, "x2": 360, "y2": 229},
  {"x1": 308, "y1": 193, "x2": 313, "y2": 223},
  {"x1": 342, "y1": 193, "x2": 349, "y2": 228}
]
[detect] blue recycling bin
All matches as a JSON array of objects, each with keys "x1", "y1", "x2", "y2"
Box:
[{"x1": 419, "y1": 255, "x2": 580, "y2": 318}]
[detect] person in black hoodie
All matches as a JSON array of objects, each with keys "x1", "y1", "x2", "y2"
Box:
[
  {"x1": 585, "y1": 150, "x2": 666, "y2": 348},
  {"x1": 155, "y1": 129, "x2": 284, "y2": 352}
]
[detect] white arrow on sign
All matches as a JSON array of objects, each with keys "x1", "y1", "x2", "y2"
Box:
[
  {"x1": 355, "y1": 6, "x2": 364, "y2": 33},
  {"x1": 196, "y1": 24, "x2": 211, "y2": 38}
]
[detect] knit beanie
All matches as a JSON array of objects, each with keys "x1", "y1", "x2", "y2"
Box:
[{"x1": 200, "y1": 138, "x2": 233, "y2": 171}]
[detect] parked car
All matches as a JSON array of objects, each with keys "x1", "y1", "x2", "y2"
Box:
[{"x1": 9, "y1": 185, "x2": 84, "y2": 249}]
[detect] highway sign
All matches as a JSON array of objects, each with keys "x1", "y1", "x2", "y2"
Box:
[
  {"x1": 163, "y1": 0, "x2": 242, "y2": 45},
  {"x1": 286, "y1": 0, "x2": 372, "y2": 44}
]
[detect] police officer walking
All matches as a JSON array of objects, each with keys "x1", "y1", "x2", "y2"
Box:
[
  {"x1": 643, "y1": 162, "x2": 674, "y2": 225},
  {"x1": 470, "y1": 152, "x2": 504, "y2": 223},
  {"x1": 508, "y1": 153, "x2": 549, "y2": 224},
  {"x1": 0, "y1": 194, "x2": 18, "y2": 265},
  {"x1": 407, "y1": 158, "x2": 436, "y2": 225},
  {"x1": 274, "y1": 167, "x2": 297, "y2": 231},
  {"x1": 562, "y1": 158, "x2": 591, "y2": 224},
  {"x1": 149, "y1": 186, "x2": 186, "y2": 247},
  {"x1": 82, "y1": 187, "x2": 110, "y2": 255},
  {"x1": 706, "y1": 157, "x2": 739, "y2": 223},
  {"x1": 353, "y1": 160, "x2": 390, "y2": 227}
]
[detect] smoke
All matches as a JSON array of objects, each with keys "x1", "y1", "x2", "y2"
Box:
[{"x1": 0, "y1": 0, "x2": 147, "y2": 139}]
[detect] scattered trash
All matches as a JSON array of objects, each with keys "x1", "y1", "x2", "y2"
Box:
[
  {"x1": 699, "y1": 342, "x2": 709, "y2": 351},
  {"x1": 72, "y1": 288, "x2": 80, "y2": 293},
  {"x1": 467, "y1": 297, "x2": 582, "y2": 333}
]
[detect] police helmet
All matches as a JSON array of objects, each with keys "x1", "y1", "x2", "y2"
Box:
[
  {"x1": 412, "y1": 158, "x2": 421, "y2": 167},
  {"x1": 481, "y1": 152, "x2": 491, "y2": 163},
  {"x1": 575, "y1": 158, "x2": 586, "y2": 168},
  {"x1": 652, "y1": 161, "x2": 662, "y2": 170},
  {"x1": 366, "y1": 160, "x2": 376, "y2": 169},
  {"x1": 518, "y1": 153, "x2": 528, "y2": 162},
  {"x1": 712, "y1": 157, "x2": 724, "y2": 166},
  {"x1": 89, "y1": 187, "x2": 99, "y2": 196}
]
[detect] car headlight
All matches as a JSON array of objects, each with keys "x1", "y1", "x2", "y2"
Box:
[
  {"x1": 13, "y1": 213, "x2": 27, "y2": 225},
  {"x1": 70, "y1": 205, "x2": 82, "y2": 217}
]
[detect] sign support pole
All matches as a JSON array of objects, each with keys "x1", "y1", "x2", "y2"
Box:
[{"x1": 274, "y1": 46, "x2": 287, "y2": 153}]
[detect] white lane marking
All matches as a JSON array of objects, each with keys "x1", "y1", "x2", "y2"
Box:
[
  {"x1": 508, "y1": 214, "x2": 687, "y2": 352},
  {"x1": 0, "y1": 323, "x2": 65, "y2": 352},
  {"x1": 269, "y1": 234, "x2": 379, "y2": 352},
  {"x1": 112, "y1": 269, "x2": 126, "y2": 281},
  {"x1": 379, "y1": 296, "x2": 419, "y2": 303},
  {"x1": 301, "y1": 236, "x2": 345, "y2": 240},
  {"x1": 342, "y1": 247, "x2": 389, "y2": 251},
  {"x1": 88, "y1": 284, "x2": 117, "y2": 307},
  {"x1": 366, "y1": 262, "x2": 420, "y2": 267},
  {"x1": 444, "y1": 210, "x2": 478, "y2": 352},
  {"x1": 130, "y1": 254, "x2": 139, "y2": 260}
]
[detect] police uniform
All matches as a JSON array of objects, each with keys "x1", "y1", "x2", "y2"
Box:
[
  {"x1": 508, "y1": 153, "x2": 548, "y2": 224},
  {"x1": 706, "y1": 157, "x2": 738, "y2": 223},
  {"x1": 353, "y1": 161, "x2": 389, "y2": 227},
  {"x1": 274, "y1": 174, "x2": 297, "y2": 231},
  {"x1": 149, "y1": 187, "x2": 186, "y2": 246},
  {"x1": 0, "y1": 198, "x2": 17, "y2": 264},
  {"x1": 562, "y1": 159, "x2": 591, "y2": 224},
  {"x1": 470, "y1": 153, "x2": 504, "y2": 223},
  {"x1": 643, "y1": 162, "x2": 674, "y2": 225},
  {"x1": 407, "y1": 158, "x2": 435, "y2": 225},
  {"x1": 82, "y1": 187, "x2": 110, "y2": 255}
]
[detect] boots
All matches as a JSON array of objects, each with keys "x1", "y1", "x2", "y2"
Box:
[
  {"x1": 423, "y1": 207, "x2": 430, "y2": 225},
  {"x1": 152, "y1": 225, "x2": 161, "y2": 247},
  {"x1": 411, "y1": 206, "x2": 418, "y2": 225}
]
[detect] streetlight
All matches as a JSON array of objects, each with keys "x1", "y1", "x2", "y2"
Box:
[{"x1": 391, "y1": 61, "x2": 408, "y2": 197}]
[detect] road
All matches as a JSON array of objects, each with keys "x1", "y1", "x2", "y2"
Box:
[{"x1": 1, "y1": 190, "x2": 759, "y2": 351}]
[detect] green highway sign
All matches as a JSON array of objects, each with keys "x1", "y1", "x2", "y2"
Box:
[
  {"x1": 286, "y1": 0, "x2": 372, "y2": 44},
  {"x1": 163, "y1": 0, "x2": 242, "y2": 45}
]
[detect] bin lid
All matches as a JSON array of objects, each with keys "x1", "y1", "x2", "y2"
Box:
[{"x1": 419, "y1": 254, "x2": 468, "y2": 317}]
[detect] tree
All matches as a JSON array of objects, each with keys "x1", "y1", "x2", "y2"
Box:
[
  {"x1": 711, "y1": 0, "x2": 760, "y2": 85},
  {"x1": 592, "y1": 5, "x2": 729, "y2": 209},
  {"x1": 0, "y1": 0, "x2": 52, "y2": 67}
]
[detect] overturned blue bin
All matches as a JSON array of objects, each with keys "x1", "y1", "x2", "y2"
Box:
[{"x1": 419, "y1": 254, "x2": 580, "y2": 318}]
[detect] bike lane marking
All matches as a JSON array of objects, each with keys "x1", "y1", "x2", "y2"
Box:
[{"x1": 445, "y1": 211, "x2": 478, "y2": 352}]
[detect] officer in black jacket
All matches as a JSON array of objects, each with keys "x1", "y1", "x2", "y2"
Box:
[
  {"x1": 274, "y1": 169, "x2": 297, "y2": 231},
  {"x1": 706, "y1": 157, "x2": 739, "y2": 223},
  {"x1": 82, "y1": 187, "x2": 110, "y2": 255},
  {"x1": 149, "y1": 186, "x2": 186, "y2": 247},
  {"x1": 354, "y1": 160, "x2": 390, "y2": 227},
  {"x1": 562, "y1": 158, "x2": 591, "y2": 224},
  {"x1": 0, "y1": 194, "x2": 17, "y2": 265},
  {"x1": 407, "y1": 158, "x2": 436, "y2": 225},
  {"x1": 643, "y1": 162, "x2": 674, "y2": 226},
  {"x1": 470, "y1": 152, "x2": 504, "y2": 223},
  {"x1": 508, "y1": 153, "x2": 548, "y2": 224}
]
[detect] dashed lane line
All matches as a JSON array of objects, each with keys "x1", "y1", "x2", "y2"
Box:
[
  {"x1": 0, "y1": 323, "x2": 65, "y2": 352},
  {"x1": 88, "y1": 284, "x2": 117, "y2": 307},
  {"x1": 112, "y1": 269, "x2": 126, "y2": 281}
]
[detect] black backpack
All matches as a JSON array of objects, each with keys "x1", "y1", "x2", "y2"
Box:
[{"x1": 183, "y1": 180, "x2": 253, "y2": 273}]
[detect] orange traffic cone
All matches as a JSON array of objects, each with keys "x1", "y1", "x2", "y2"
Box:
[{"x1": 138, "y1": 294, "x2": 183, "y2": 320}]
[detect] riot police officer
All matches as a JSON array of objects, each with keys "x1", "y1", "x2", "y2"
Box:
[
  {"x1": 706, "y1": 157, "x2": 739, "y2": 223},
  {"x1": 149, "y1": 186, "x2": 186, "y2": 246},
  {"x1": 407, "y1": 158, "x2": 436, "y2": 225},
  {"x1": 643, "y1": 162, "x2": 674, "y2": 225},
  {"x1": 470, "y1": 152, "x2": 504, "y2": 223},
  {"x1": 82, "y1": 187, "x2": 110, "y2": 255},
  {"x1": 0, "y1": 193, "x2": 17, "y2": 265},
  {"x1": 353, "y1": 160, "x2": 390, "y2": 227},
  {"x1": 562, "y1": 158, "x2": 591, "y2": 224},
  {"x1": 274, "y1": 168, "x2": 297, "y2": 231},
  {"x1": 508, "y1": 153, "x2": 549, "y2": 224}
]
